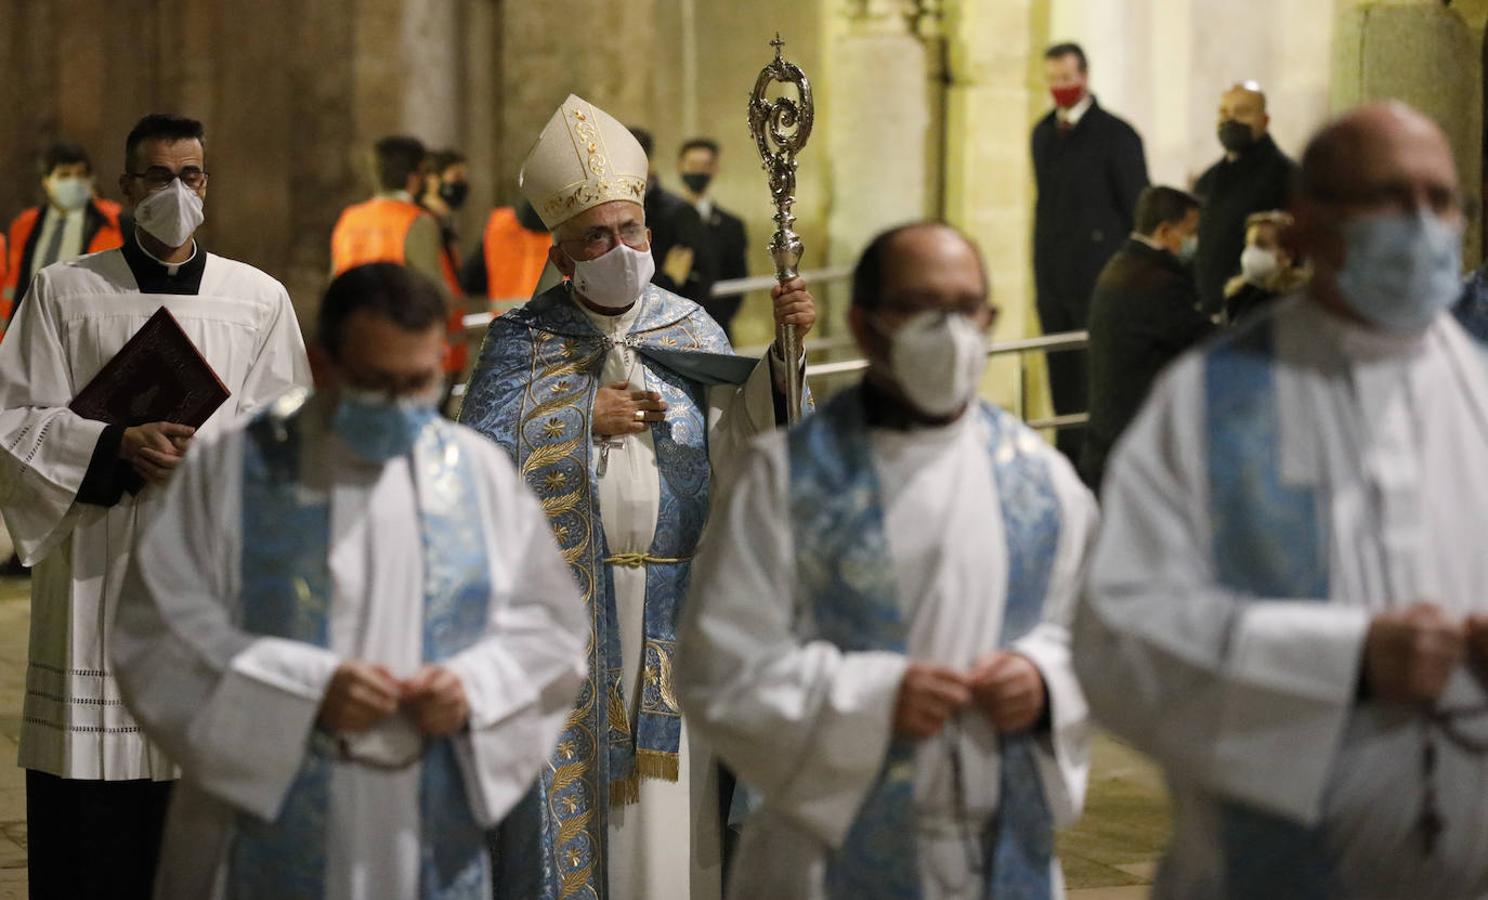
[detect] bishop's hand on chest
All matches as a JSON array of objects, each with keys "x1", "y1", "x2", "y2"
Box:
[{"x1": 590, "y1": 343, "x2": 668, "y2": 443}]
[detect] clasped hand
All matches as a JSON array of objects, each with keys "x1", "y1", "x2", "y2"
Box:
[
  {"x1": 120, "y1": 421, "x2": 195, "y2": 486},
  {"x1": 1362, "y1": 602, "x2": 1488, "y2": 704},
  {"x1": 893, "y1": 651, "x2": 1046, "y2": 740},
  {"x1": 317, "y1": 661, "x2": 469, "y2": 738}
]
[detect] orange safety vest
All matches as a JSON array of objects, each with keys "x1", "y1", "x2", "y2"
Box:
[
  {"x1": 482, "y1": 207, "x2": 552, "y2": 312},
  {"x1": 330, "y1": 197, "x2": 467, "y2": 374},
  {"x1": 3, "y1": 199, "x2": 124, "y2": 322},
  {"x1": 437, "y1": 239, "x2": 467, "y2": 375}
]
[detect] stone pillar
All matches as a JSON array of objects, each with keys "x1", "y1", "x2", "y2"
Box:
[
  {"x1": 1333, "y1": 0, "x2": 1484, "y2": 268},
  {"x1": 643, "y1": 0, "x2": 832, "y2": 351},
  {"x1": 943, "y1": 0, "x2": 1039, "y2": 412},
  {"x1": 800, "y1": 0, "x2": 938, "y2": 352},
  {"x1": 497, "y1": 0, "x2": 659, "y2": 207}
]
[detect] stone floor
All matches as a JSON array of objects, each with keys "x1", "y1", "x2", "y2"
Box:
[{"x1": 0, "y1": 575, "x2": 1169, "y2": 898}]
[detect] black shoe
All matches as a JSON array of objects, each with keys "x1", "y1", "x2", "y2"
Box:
[{"x1": 0, "y1": 556, "x2": 28, "y2": 577}]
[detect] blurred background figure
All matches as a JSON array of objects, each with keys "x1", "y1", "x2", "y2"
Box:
[
  {"x1": 1456, "y1": 260, "x2": 1488, "y2": 342},
  {"x1": 1032, "y1": 41, "x2": 1150, "y2": 466},
  {"x1": 1194, "y1": 82, "x2": 1297, "y2": 316},
  {"x1": 630, "y1": 126, "x2": 718, "y2": 316},
  {"x1": 420, "y1": 147, "x2": 477, "y2": 395},
  {"x1": 3, "y1": 141, "x2": 124, "y2": 330},
  {"x1": 1224, "y1": 210, "x2": 1310, "y2": 325},
  {"x1": 1083, "y1": 185, "x2": 1212, "y2": 491},
  {"x1": 330, "y1": 135, "x2": 467, "y2": 409},
  {"x1": 462, "y1": 200, "x2": 552, "y2": 315},
  {"x1": 678, "y1": 137, "x2": 748, "y2": 339}
]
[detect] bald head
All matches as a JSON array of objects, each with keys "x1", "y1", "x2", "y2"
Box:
[
  {"x1": 1218, "y1": 83, "x2": 1270, "y2": 152},
  {"x1": 851, "y1": 222, "x2": 988, "y2": 314},
  {"x1": 849, "y1": 222, "x2": 997, "y2": 418},
  {"x1": 1299, "y1": 102, "x2": 1458, "y2": 209},
  {"x1": 1293, "y1": 101, "x2": 1466, "y2": 329}
]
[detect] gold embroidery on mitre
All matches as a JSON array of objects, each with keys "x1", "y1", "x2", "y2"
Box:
[{"x1": 523, "y1": 95, "x2": 648, "y2": 227}]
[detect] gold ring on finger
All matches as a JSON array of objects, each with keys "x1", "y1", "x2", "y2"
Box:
[{"x1": 633, "y1": 409, "x2": 646, "y2": 421}]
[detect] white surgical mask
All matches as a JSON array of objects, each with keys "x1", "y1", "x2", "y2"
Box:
[
  {"x1": 1177, "y1": 233, "x2": 1198, "y2": 263},
  {"x1": 48, "y1": 176, "x2": 91, "y2": 212},
  {"x1": 570, "y1": 242, "x2": 655, "y2": 310},
  {"x1": 1335, "y1": 210, "x2": 1462, "y2": 333},
  {"x1": 135, "y1": 178, "x2": 204, "y2": 248},
  {"x1": 876, "y1": 311, "x2": 987, "y2": 417},
  {"x1": 1240, "y1": 245, "x2": 1280, "y2": 285}
]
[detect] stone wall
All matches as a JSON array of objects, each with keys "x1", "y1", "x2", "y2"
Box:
[
  {"x1": 0, "y1": 0, "x2": 482, "y2": 321},
  {"x1": 1333, "y1": 0, "x2": 1484, "y2": 268}
]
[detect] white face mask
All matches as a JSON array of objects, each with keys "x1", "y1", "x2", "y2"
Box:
[
  {"x1": 1240, "y1": 245, "x2": 1280, "y2": 285},
  {"x1": 876, "y1": 311, "x2": 988, "y2": 417},
  {"x1": 1335, "y1": 210, "x2": 1462, "y2": 333},
  {"x1": 135, "y1": 178, "x2": 204, "y2": 248},
  {"x1": 48, "y1": 176, "x2": 91, "y2": 212},
  {"x1": 570, "y1": 242, "x2": 655, "y2": 310}
]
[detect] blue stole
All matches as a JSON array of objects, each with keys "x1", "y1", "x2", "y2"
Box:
[
  {"x1": 1203, "y1": 320, "x2": 1338, "y2": 898},
  {"x1": 786, "y1": 387, "x2": 1060, "y2": 899},
  {"x1": 227, "y1": 392, "x2": 491, "y2": 899},
  {"x1": 461, "y1": 283, "x2": 803, "y2": 899}
]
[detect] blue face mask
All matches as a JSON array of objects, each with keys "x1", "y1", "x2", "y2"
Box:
[
  {"x1": 1335, "y1": 210, "x2": 1463, "y2": 333},
  {"x1": 331, "y1": 388, "x2": 439, "y2": 462}
]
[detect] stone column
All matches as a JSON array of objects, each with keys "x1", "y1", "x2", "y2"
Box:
[
  {"x1": 1333, "y1": 0, "x2": 1484, "y2": 268},
  {"x1": 798, "y1": 0, "x2": 939, "y2": 352},
  {"x1": 943, "y1": 0, "x2": 1040, "y2": 412},
  {"x1": 497, "y1": 0, "x2": 660, "y2": 207}
]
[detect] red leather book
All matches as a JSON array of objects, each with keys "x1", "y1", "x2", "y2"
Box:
[{"x1": 69, "y1": 306, "x2": 231, "y2": 428}]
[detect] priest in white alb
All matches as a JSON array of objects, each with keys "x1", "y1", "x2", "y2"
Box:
[
  {"x1": 678, "y1": 222, "x2": 1094, "y2": 899},
  {"x1": 1076, "y1": 102, "x2": 1488, "y2": 898},
  {"x1": 113, "y1": 263, "x2": 588, "y2": 899},
  {"x1": 0, "y1": 113, "x2": 310, "y2": 898},
  {"x1": 458, "y1": 94, "x2": 814, "y2": 900}
]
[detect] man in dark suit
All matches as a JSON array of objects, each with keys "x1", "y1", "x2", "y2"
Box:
[
  {"x1": 678, "y1": 137, "x2": 749, "y2": 338},
  {"x1": 1193, "y1": 82, "x2": 1297, "y2": 314},
  {"x1": 1082, "y1": 186, "x2": 1214, "y2": 491},
  {"x1": 629, "y1": 127, "x2": 718, "y2": 311},
  {"x1": 1032, "y1": 42, "x2": 1149, "y2": 465}
]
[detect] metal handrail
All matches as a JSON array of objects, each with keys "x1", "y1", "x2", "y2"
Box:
[
  {"x1": 460, "y1": 261, "x2": 855, "y2": 332},
  {"x1": 805, "y1": 331, "x2": 1089, "y2": 379},
  {"x1": 711, "y1": 265, "x2": 853, "y2": 298}
]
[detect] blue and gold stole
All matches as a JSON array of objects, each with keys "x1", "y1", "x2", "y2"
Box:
[
  {"x1": 786, "y1": 386, "x2": 1061, "y2": 900},
  {"x1": 227, "y1": 391, "x2": 491, "y2": 899},
  {"x1": 1204, "y1": 318, "x2": 1337, "y2": 898},
  {"x1": 461, "y1": 283, "x2": 786, "y2": 899}
]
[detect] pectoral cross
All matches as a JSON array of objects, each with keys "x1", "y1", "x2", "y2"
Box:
[{"x1": 595, "y1": 435, "x2": 625, "y2": 477}]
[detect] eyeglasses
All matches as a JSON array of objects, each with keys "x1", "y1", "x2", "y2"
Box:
[
  {"x1": 1312, "y1": 182, "x2": 1475, "y2": 220},
  {"x1": 558, "y1": 222, "x2": 649, "y2": 260},
  {"x1": 126, "y1": 166, "x2": 208, "y2": 191},
  {"x1": 875, "y1": 304, "x2": 999, "y2": 331}
]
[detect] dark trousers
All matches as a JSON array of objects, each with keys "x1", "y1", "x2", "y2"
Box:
[
  {"x1": 1036, "y1": 294, "x2": 1089, "y2": 466},
  {"x1": 26, "y1": 770, "x2": 173, "y2": 900}
]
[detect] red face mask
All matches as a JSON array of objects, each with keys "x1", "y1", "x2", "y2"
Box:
[{"x1": 1051, "y1": 85, "x2": 1085, "y2": 109}]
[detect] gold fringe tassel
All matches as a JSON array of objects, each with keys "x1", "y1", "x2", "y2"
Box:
[
  {"x1": 610, "y1": 773, "x2": 641, "y2": 807},
  {"x1": 608, "y1": 751, "x2": 681, "y2": 807},
  {"x1": 636, "y1": 749, "x2": 680, "y2": 782}
]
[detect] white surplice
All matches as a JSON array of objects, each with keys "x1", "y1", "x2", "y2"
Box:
[
  {"x1": 677, "y1": 407, "x2": 1096, "y2": 900},
  {"x1": 0, "y1": 245, "x2": 310, "y2": 780},
  {"x1": 577, "y1": 295, "x2": 784, "y2": 900},
  {"x1": 111, "y1": 403, "x2": 589, "y2": 900},
  {"x1": 1077, "y1": 297, "x2": 1488, "y2": 898}
]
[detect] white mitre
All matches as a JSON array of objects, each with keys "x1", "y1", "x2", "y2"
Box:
[{"x1": 519, "y1": 94, "x2": 649, "y2": 230}]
